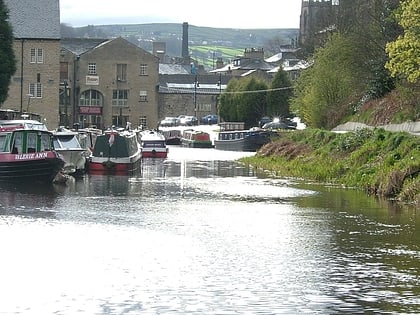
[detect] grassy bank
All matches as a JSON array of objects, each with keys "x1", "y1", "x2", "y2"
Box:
[{"x1": 241, "y1": 128, "x2": 420, "y2": 204}]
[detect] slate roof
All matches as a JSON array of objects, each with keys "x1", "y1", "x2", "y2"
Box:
[
  {"x1": 61, "y1": 38, "x2": 110, "y2": 56},
  {"x1": 159, "y1": 74, "x2": 229, "y2": 94},
  {"x1": 159, "y1": 64, "x2": 191, "y2": 75},
  {"x1": 4, "y1": 0, "x2": 60, "y2": 39}
]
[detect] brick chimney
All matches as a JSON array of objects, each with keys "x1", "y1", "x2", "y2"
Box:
[{"x1": 182, "y1": 22, "x2": 189, "y2": 64}]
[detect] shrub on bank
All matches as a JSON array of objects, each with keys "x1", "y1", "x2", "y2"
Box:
[{"x1": 241, "y1": 128, "x2": 420, "y2": 204}]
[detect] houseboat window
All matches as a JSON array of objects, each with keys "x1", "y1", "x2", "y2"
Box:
[
  {"x1": 27, "y1": 132, "x2": 37, "y2": 153},
  {"x1": 142, "y1": 141, "x2": 165, "y2": 148},
  {"x1": 0, "y1": 134, "x2": 6, "y2": 152},
  {"x1": 12, "y1": 132, "x2": 23, "y2": 154},
  {"x1": 40, "y1": 134, "x2": 51, "y2": 151}
]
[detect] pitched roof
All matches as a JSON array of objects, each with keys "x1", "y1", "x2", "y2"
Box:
[
  {"x1": 159, "y1": 64, "x2": 191, "y2": 75},
  {"x1": 61, "y1": 38, "x2": 110, "y2": 56},
  {"x1": 4, "y1": 0, "x2": 60, "y2": 39},
  {"x1": 159, "y1": 74, "x2": 229, "y2": 94}
]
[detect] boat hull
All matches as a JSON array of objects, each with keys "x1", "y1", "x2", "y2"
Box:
[
  {"x1": 141, "y1": 149, "x2": 168, "y2": 158},
  {"x1": 140, "y1": 130, "x2": 169, "y2": 158},
  {"x1": 88, "y1": 129, "x2": 142, "y2": 175},
  {"x1": 181, "y1": 139, "x2": 213, "y2": 148},
  {"x1": 0, "y1": 152, "x2": 65, "y2": 182},
  {"x1": 214, "y1": 130, "x2": 272, "y2": 152},
  {"x1": 88, "y1": 156, "x2": 141, "y2": 175}
]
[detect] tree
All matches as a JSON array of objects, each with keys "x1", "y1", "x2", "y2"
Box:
[
  {"x1": 386, "y1": 0, "x2": 420, "y2": 83},
  {"x1": 219, "y1": 76, "x2": 268, "y2": 128},
  {"x1": 0, "y1": 0, "x2": 16, "y2": 105},
  {"x1": 337, "y1": 0, "x2": 400, "y2": 98},
  {"x1": 291, "y1": 33, "x2": 365, "y2": 128},
  {"x1": 266, "y1": 69, "x2": 293, "y2": 118}
]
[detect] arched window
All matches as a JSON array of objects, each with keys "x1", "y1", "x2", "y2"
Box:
[{"x1": 80, "y1": 89, "x2": 103, "y2": 106}]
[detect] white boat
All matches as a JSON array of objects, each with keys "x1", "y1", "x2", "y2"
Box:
[
  {"x1": 52, "y1": 127, "x2": 90, "y2": 176},
  {"x1": 139, "y1": 130, "x2": 168, "y2": 158}
]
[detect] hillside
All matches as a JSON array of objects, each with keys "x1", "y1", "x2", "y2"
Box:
[{"x1": 61, "y1": 23, "x2": 299, "y2": 69}]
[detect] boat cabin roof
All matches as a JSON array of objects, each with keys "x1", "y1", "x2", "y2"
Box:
[{"x1": 0, "y1": 119, "x2": 48, "y2": 132}]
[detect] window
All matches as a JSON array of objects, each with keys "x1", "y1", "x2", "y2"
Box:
[
  {"x1": 30, "y1": 48, "x2": 43, "y2": 64},
  {"x1": 139, "y1": 90, "x2": 148, "y2": 102},
  {"x1": 80, "y1": 89, "x2": 102, "y2": 106},
  {"x1": 26, "y1": 132, "x2": 37, "y2": 153},
  {"x1": 139, "y1": 116, "x2": 147, "y2": 129},
  {"x1": 12, "y1": 132, "x2": 23, "y2": 154},
  {"x1": 29, "y1": 83, "x2": 42, "y2": 98},
  {"x1": 0, "y1": 135, "x2": 7, "y2": 152},
  {"x1": 40, "y1": 134, "x2": 51, "y2": 151},
  {"x1": 60, "y1": 62, "x2": 69, "y2": 82},
  {"x1": 140, "y1": 64, "x2": 148, "y2": 76},
  {"x1": 116, "y1": 64, "x2": 127, "y2": 81},
  {"x1": 88, "y1": 63, "x2": 97, "y2": 75},
  {"x1": 112, "y1": 89, "x2": 128, "y2": 107}
]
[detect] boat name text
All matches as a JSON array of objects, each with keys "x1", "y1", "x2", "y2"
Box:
[{"x1": 15, "y1": 152, "x2": 48, "y2": 160}]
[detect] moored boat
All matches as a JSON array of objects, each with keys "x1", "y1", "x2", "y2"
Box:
[
  {"x1": 0, "y1": 119, "x2": 65, "y2": 183},
  {"x1": 52, "y1": 127, "x2": 90, "y2": 176},
  {"x1": 139, "y1": 130, "x2": 168, "y2": 158},
  {"x1": 88, "y1": 128, "x2": 141, "y2": 175},
  {"x1": 214, "y1": 128, "x2": 273, "y2": 152},
  {"x1": 161, "y1": 129, "x2": 182, "y2": 145},
  {"x1": 181, "y1": 129, "x2": 213, "y2": 148}
]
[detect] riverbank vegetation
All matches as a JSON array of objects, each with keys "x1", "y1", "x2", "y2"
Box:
[{"x1": 241, "y1": 128, "x2": 420, "y2": 205}]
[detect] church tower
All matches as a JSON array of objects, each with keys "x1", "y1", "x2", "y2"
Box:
[{"x1": 299, "y1": 0, "x2": 339, "y2": 49}]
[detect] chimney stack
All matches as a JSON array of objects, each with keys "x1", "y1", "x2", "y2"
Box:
[{"x1": 182, "y1": 22, "x2": 189, "y2": 64}]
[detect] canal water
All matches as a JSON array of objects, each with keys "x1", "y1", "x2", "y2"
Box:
[{"x1": 0, "y1": 146, "x2": 419, "y2": 314}]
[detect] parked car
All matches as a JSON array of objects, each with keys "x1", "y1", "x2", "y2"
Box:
[
  {"x1": 159, "y1": 117, "x2": 178, "y2": 127},
  {"x1": 262, "y1": 118, "x2": 297, "y2": 130},
  {"x1": 201, "y1": 114, "x2": 218, "y2": 125},
  {"x1": 258, "y1": 116, "x2": 272, "y2": 128},
  {"x1": 179, "y1": 116, "x2": 198, "y2": 126}
]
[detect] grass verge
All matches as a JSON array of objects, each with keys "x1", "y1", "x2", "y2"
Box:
[{"x1": 240, "y1": 128, "x2": 420, "y2": 205}]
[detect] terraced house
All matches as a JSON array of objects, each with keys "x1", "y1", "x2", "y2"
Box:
[{"x1": 4, "y1": 0, "x2": 61, "y2": 128}]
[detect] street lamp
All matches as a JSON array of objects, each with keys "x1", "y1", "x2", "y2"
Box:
[
  {"x1": 193, "y1": 75, "x2": 199, "y2": 117},
  {"x1": 26, "y1": 94, "x2": 33, "y2": 113},
  {"x1": 63, "y1": 80, "x2": 68, "y2": 127},
  {"x1": 217, "y1": 72, "x2": 222, "y2": 122}
]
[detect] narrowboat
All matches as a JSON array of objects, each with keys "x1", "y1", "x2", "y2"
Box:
[
  {"x1": 88, "y1": 128, "x2": 141, "y2": 175},
  {"x1": 181, "y1": 129, "x2": 213, "y2": 148},
  {"x1": 161, "y1": 129, "x2": 182, "y2": 145},
  {"x1": 214, "y1": 128, "x2": 272, "y2": 152},
  {"x1": 0, "y1": 120, "x2": 65, "y2": 183}
]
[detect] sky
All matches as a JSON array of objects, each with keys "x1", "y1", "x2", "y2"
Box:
[{"x1": 60, "y1": 0, "x2": 302, "y2": 29}]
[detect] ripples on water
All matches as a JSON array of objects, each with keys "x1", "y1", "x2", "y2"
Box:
[{"x1": 0, "y1": 146, "x2": 419, "y2": 314}]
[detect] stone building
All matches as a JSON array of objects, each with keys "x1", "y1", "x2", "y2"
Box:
[
  {"x1": 3, "y1": 0, "x2": 61, "y2": 128},
  {"x1": 60, "y1": 37, "x2": 160, "y2": 130},
  {"x1": 299, "y1": 0, "x2": 339, "y2": 50},
  {"x1": 158, "y1": 73, "x2": 230, "y2": 123},
  {"x1": 212, "y1": 48, "x2": 275, "y2": 77}
]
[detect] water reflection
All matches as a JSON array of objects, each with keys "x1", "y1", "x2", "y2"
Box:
[
  {"x1": 0, "y1": 147, "x2": 419, "y2": 314},
  {"x1": 0, "y1": 181, "x2": 64, "y2": 218}
]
